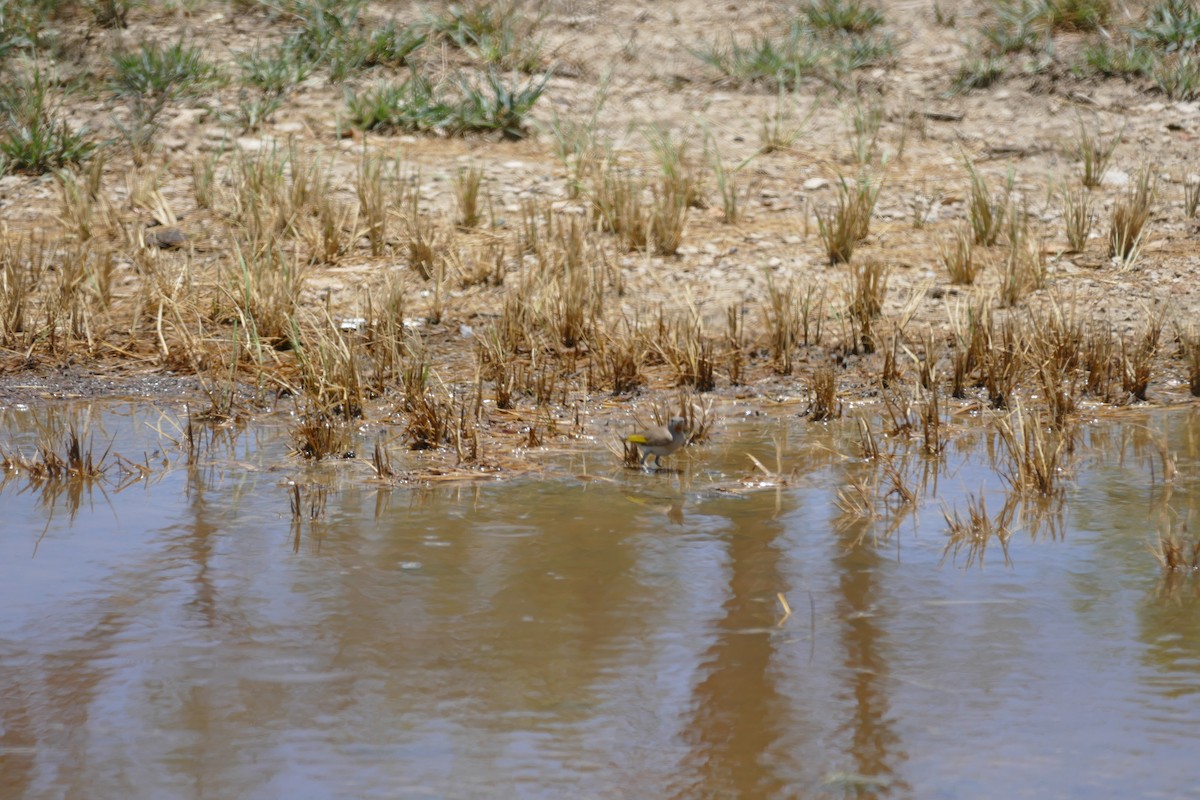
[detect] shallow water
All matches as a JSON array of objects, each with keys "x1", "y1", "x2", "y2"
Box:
[{"x1": 2, "y1": 401, "x2": 1200, "y2": 799}]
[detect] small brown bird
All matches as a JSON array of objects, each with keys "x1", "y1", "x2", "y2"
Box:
[{"x1": 626, "y1": 417, "x2": 689, "y2": 469}]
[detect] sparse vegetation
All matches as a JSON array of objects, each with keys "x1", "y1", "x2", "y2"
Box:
[
  {"x1": 953, "y1": 56, "x2": 1005, "y2": 91},
  {"x1": 692, "y1": 6, "x2": 894, "y2": 91},
  {"x1": 0, "y1": 0, "x2": 1197, "y2": 491},
  {"x1": 816, "y1": 171, "x2": 881, "y2": 264},
  {"x1": 942, "y1": 492, "x2": 1016, "y2": 568},
  {"x1": 808, "y1": 364, "x2": 841, "y2": 421},
  {"x1": 965, "y1": 160, "x2": 1012, "y2": 247},
  {"x1": 111, "y1": 40, "x2": 222, "y2": 151},
  {"x1": 940, "y1": 225, "x2": 979, "y2": 284},
  {"x1": 1108, "y1": 166, "x2": 1155, "y2": 267},
  {"x1": 1185, "y1": 176, "x2": 1200, "y2": 217},
  {"x1": 1061, "y1": 183, "x2": 1094, "y2": 251},
  {"x1": 1075, "y1": 120, "x2": 1122, "y2": 188},
  {"x1": 0, "y1": 72, "x2": 95, "y2": 174},
  {"x1": 348, "y1": 69, "x2": 548, "y2": 139}
]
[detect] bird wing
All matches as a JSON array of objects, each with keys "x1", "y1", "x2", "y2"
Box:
[{"x1": 627, "y1": 429, "x2": 671, "y2": 446}]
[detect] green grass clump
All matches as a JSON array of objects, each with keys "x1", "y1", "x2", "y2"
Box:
[
  {"x1": 87, "y1": 0, "x2": 129, "y2": 29},
  {"x1": 455, "y1": 69, "x2": 550, "y2": 139},
  {"x1": 238, "y1": 45, "x2": 312, "y2": 97},
  {"x1": 111, "y1": 39, "x2": 221, "y2": 148},
  {"x1": 239, "y1": 0, "x2": 426, "y2": 84},
  {"x1": 348, "y1": 69, "x2": 547, "y2": 139},
  {"x1": 111, "y1": 39, "x2": 221, "y2": 103},
  {"x1": 802, "y1": 0, "x2": 884, "y2": 33},
  {"x1": 0, "y1": 0, "x2": 62, "y2": 60},
  {"x1": 692, "y1": 29, "x2": 821, "y2": 89},
  {"x1": 980, "y1": 0, "x2": 1044, "y2": 54},
  {"x1": 1153, "y1": 52, "x2": 1200, "y2": 99},
  {"x1": 327, "y1": 21, "x2": 428, "y2": 82},
  {"x1": 0, "y1": 72, "x2": 94, "y2": 174},
  {"x1": 426, "y1": 0, "x2": 544, "y2": 72},
  {"x1": 1078, "y1": 40, "x2": 1156, "y2": 77},
  {"x1": 1063, "y1": 0, "x2": 1200, "y2": 98},
  {"x1": 1043, "y1": 0, "x2": 1111, "y2": 31},
  {"x1": 278, "y1": 0, "x2": 361, "y2": 65},
  {"x1": 1134, "y1": 0, "x2": 1200, "y2": 50},
  {"x1": 953, "y1": 56, "x2": 1005, "y2": 91},
  {"x1": 347, "y1": 74, "x2": 454, "y2": 132},
  {"x1": 355, "y1": 22, "x2": 427, "y2": 69},
  {"x1": 693, "y1": 17, "x2": 893, "y2": 90}
]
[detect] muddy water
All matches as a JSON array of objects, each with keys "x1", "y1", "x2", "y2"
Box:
[{"x1": 2, "y1": 402, "x2": 1200, "y2": 799}]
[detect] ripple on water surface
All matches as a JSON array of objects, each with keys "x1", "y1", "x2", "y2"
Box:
[{"x1": 2, "y1": 401, "x2": 1200, "y2": 798}]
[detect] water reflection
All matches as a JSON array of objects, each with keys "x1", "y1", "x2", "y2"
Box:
[
  {"x1": 831, "y1": 513, "x2": 906, "y2": 798},
  {"x1": 675, "y1": 494, "x2": 791, "y2": 798},
  {"x1": 2, "y1": 403, "x2": 1200, "y2": 797}
]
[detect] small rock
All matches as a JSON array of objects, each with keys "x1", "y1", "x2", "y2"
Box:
[
  {"x1": 1103, "y1": 169, "x2": 1130, "y2": 188},
  {"x1": 236, "y1": 137, "x2": 269, "y2": 152},
  {"x1": 168, "y1": 108, "x2": 207, "y2": 129},
  {"x1": 275, "y1": 121, "x2": 304, "y2": 134},
  {"x1": 144, "y1": 227, "x2": 187, "y2": 249},
  {"x1": 803, "y1": 177, "x2": 829, "y2": 191}
]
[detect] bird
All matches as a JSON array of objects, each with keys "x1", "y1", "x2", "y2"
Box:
[{"x1": 626, "y1": 417, "x2": 689, "y2": 469}]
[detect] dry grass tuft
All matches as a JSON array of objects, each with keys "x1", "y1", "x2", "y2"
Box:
[
  {"x1": 356, "y1": 150, "x2": 390, "y2": 257},
  {"x1": 846, "y1": 258, "x2": 888, "y2": 353},
  {"x1": 1108, "y1": 166, "x2": 1154, "y2": 268},
  {"x1": 289, "y1": 482, "x2": 329, "y2": 522},
  {"x1": 0, "y1": 425, "x2": 111, "y2": 480},
  {"x1": 1075, "y1": 119, "x2": 1122, "y2": 188},
  {"x1": 657, "y1": 312, "x2": 717, "y2": 391},
  {"x1": 1152, "y1": 526, "x2": 1200, "y2": 572},
  {"x1": 1119, "y1": 314, "x2": 1162, "y2": 402},
  {"x1": 1185, "y1": 175, "x2": 1200, "y2": 218},
  {"x1": 292, "y1": 408, "x2": 355, "y2": 459},
  {"x1": 763, "y1": 275, "x2": 800, "y2": 374},
  {"x1": 995, "y1": 405, "x2": 1069, "y2": 497},
  {"x1": 999, "y1": 207, "x2": 1046, "y2": 308},
  {"x1": 1182, "y1": 325, "x2": 1200, "y2": 397},
  {"x1": 807, "y1": 364, "x2": 841, "y2": 421},
  {"x1": 965, "y1": 160, "x2": 1012, "y2": 246},
  {"x1": 599, "y1": 322, "x2": 645, "y2": 395},
  {"x1": 941, "y1": 492, "x2": 1016, "y2": 568},
  {"x1": 816, "y1": 172, "x2": 880, "y2": 265},
  {"x1": 454, "y1": 164, "x2": 486, "y2": 229},
  {"x1": 1061, "y1": 182, "x2": 1094, "y2": 252},
  {"x1": 940, "y1": 224, "x2": 979, "y2": 284}
]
